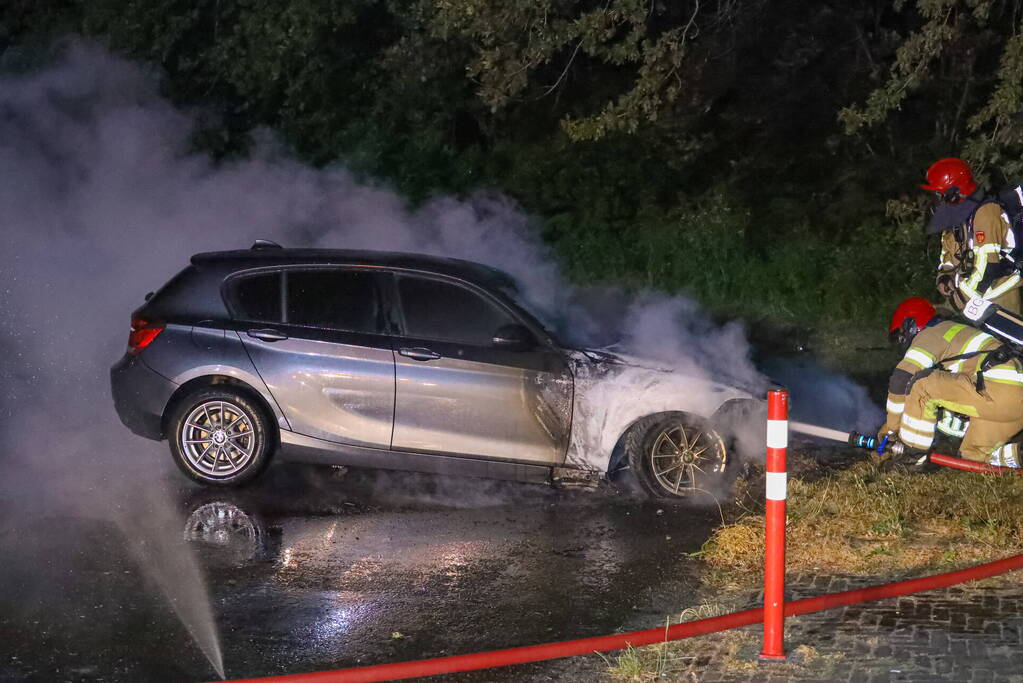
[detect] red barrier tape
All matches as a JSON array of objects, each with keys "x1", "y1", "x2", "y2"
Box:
[
  {"x1": 222, "y1": 553, "x2": 1023, "y2": 683},
  {"x1": 930, "y1": 452, "x2": 1023, "y2": 475}
]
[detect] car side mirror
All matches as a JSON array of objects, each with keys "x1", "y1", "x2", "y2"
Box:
[{"x1": 492, "y1": 323, "x2": 536, "y2": 351}]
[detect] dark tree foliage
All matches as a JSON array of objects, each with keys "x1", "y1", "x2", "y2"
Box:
[{"x1": 7, "y1": 0, "x2": 1015, "y2": 324}]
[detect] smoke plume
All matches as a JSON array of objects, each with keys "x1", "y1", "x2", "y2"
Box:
[{"x1": 0, "y1": 36, "x2": 889, "y2": 497}]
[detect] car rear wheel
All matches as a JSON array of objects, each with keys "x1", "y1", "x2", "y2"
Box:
[
  {"x1": 624, "y1": 412, "x2": 730, "y2": 501},
  {"x1": 168, "y1": 388, "x2": 273, "y2": 487}
]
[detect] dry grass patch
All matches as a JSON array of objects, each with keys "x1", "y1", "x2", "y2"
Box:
[
  {"x1": 604, "y1": 629, "x2": 758, "y2": 682},
  {"x1": 701, "y1": 459, "x2": 1023, "y2": 588},
  {"x1": 604, "y1": 626, "x2": 845, "y2": 681}
]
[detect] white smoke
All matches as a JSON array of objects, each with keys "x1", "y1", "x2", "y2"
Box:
[{"x1": 0, "y1": 38, "x2": 888, "y2": 490}]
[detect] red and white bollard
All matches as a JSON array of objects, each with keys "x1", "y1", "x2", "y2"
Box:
[{"x1": 760, "y1": 389, "x2": 788, "y2": 660}]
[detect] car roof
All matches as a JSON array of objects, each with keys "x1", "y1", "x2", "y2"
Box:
[{"x1": 191, "y1": 246, "x2": 519, "y2": 291}]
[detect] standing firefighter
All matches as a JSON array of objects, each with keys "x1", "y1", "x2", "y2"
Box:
[
  {"x1": 880, "y1": 297, "x2": 1023, "y2": 467},
  {"x1": 923, "y1": 157, "x2": 1022, "y2": 315}
]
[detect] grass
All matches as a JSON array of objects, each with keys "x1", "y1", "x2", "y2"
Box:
[
  {"x1": 604, "y1": 623, "x2": 846, "y2": 682},
  {"x1": 605, "y1": 630, "x2": 757, "y2": 682},
  {"x1": 700, "y1": 456, "x2": 1023, "y2": 590}
]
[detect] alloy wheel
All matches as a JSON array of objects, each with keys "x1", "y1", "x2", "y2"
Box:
[
  {"x1": 180, "y1": 400, "x2": 257, "y2": 477},
  {"x1": 649, "y1": 423, "x2": 725, "y2": 496}
]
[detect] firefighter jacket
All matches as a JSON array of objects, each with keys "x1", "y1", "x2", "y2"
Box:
[
  {"x1": 938, "y1": 202, "x2": 1022, "y2": 314},
  {"x1": 882, "y1": 320, "x2": 1023, "y2": 456}
]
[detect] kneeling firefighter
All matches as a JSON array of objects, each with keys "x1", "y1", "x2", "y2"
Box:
[{"x1": 880, "y1": 297, "x2": 1023, "y2": 467}]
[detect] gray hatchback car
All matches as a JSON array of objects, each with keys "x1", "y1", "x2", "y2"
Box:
[{"x1": 111, "y1": 242, "x2": 757, "y2": 500}]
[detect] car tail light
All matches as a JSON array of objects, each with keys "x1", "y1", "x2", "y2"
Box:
[{"x1": 128, "y1": 316, "x2": 165, "y2": 355}]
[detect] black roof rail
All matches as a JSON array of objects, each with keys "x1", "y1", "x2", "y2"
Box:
[{"x1": 251, "y1": 239, "x2": 282, "y2": 250}]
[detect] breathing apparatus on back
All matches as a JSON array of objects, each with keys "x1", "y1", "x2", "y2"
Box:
[{"x1": 960, "y1": 297, "x2": 1023, "y2": 358}]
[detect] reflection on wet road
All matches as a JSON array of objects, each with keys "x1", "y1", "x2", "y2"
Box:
[{"x1": 0, "y1": 463, "x2": 722, "y2": 682}]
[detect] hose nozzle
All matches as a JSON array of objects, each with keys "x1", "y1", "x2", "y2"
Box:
[
  {"x1": 848, "y1": 432, "x2": 878, "y2": 450},
  {"x1": 848, "y1": 431, "x2": 906, "y2": 457}
]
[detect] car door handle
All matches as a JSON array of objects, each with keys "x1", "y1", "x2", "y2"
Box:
[
  {"x1": 399, "y1": 347, "x2": 441, "y2": 361},
  {"x1": 247, "y1": 328, "x2": 289, "y2": 342}
]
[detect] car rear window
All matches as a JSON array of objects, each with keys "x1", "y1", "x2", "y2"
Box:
[
  {"x1": 285, "y1": 269, "x2": 382, "y2": 333},
  {"x1": 231, "y1": 272, "x2": 282, "y2": 322},
  {"x1": 397, "y1": 275, "x2": 516, "y2": 346}
]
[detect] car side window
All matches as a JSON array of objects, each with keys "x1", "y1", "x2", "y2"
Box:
[
  {"x1": 286, "y1": 269, "x2": 382, "y2": 333},
  {"x1": 397, "y1": 274, "x2": 517, "y2": 346},
  {"x1": 230, "y1": 272, "x2": 282, "y2": 323}
]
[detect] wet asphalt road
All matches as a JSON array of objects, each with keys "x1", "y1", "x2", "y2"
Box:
[{"x1": 0, "y1": 462, "x2": 722, "y2": 682}]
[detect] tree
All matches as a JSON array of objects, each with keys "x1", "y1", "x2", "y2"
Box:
[
  {"x1": 840, "y1": 0, "x2": 1023, "y2": 181},
  {"x1": 402, "y1": 0, "x2": 755, "y2": 141}
]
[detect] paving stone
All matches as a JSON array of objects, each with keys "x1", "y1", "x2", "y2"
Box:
[{"x1": 650, "y1": 576, "x2": 1023, "y2": 683}]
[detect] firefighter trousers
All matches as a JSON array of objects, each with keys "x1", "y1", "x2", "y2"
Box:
[{"x1": 899, "y1": 369, "x2": 1023, "y2": 465}]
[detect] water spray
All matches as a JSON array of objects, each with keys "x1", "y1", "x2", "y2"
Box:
[
  {"x1": 789, "y1": 422, "x2": 852, "y2": 443},
  {"x1": 788, "y1": 421, "x2": 905, "y2": 458}
]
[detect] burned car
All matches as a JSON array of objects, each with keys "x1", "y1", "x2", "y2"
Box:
[{"x1": 110, "y1": 242, "x2": 759, "y2": 500}]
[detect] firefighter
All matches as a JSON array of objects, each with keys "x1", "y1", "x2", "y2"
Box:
[
  {"x1": 922, "y1": 157, "x2": 1022, "y2": 315},
  {"x1": 880, "y1": 297, "x2": 1023, "y2": 467}
]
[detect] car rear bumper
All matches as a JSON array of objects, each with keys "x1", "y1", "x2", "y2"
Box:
[{"x1": 110, "y1": 354, "x2": 178, "y2": 440}]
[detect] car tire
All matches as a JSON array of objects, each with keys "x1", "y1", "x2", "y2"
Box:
[
  {"x1": 624, "y1": 412, "x2": 731, "y2": 502},
  {"x1": 168, "y1": 387, "x2": 274, "y2": 487}
]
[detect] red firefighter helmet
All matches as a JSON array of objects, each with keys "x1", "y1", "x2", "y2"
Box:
[
  {"x1": 889, "y1": 297, "x2": 937, "y2": 348},
  {"x1": 921, "y1": 157, "x2": 977, "y2": 201}
]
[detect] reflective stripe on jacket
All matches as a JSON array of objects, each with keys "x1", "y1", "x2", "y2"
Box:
[{"x1": 880, "y1": 320, "x2": 1023, "y2": 435}]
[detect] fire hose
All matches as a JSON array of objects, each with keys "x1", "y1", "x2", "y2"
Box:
[
  {"x1": 929, "y1": 452, "x2": 1023, "y2": 475},
  {"x1": 221, "y1": 553, "x2": 1023, "y2": 683},
  {"x1": 847, "y1": 431, "x2": 1023, "y2": 475}
]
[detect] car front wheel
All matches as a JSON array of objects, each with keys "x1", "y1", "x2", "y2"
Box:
[
  {"x1": 168, "y1": 388, "x2": 273, "y2": 487},
  {"x1": 624, "y1": 413, "x2": 730, "y2": 501}
]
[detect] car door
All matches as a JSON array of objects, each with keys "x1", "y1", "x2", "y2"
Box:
[
  {"x1": 229, "y1": 267, "x2": 396, "y2": 448},
  {"x1": 388, "y1": 271, "x2": 573, "y2": 464}
]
